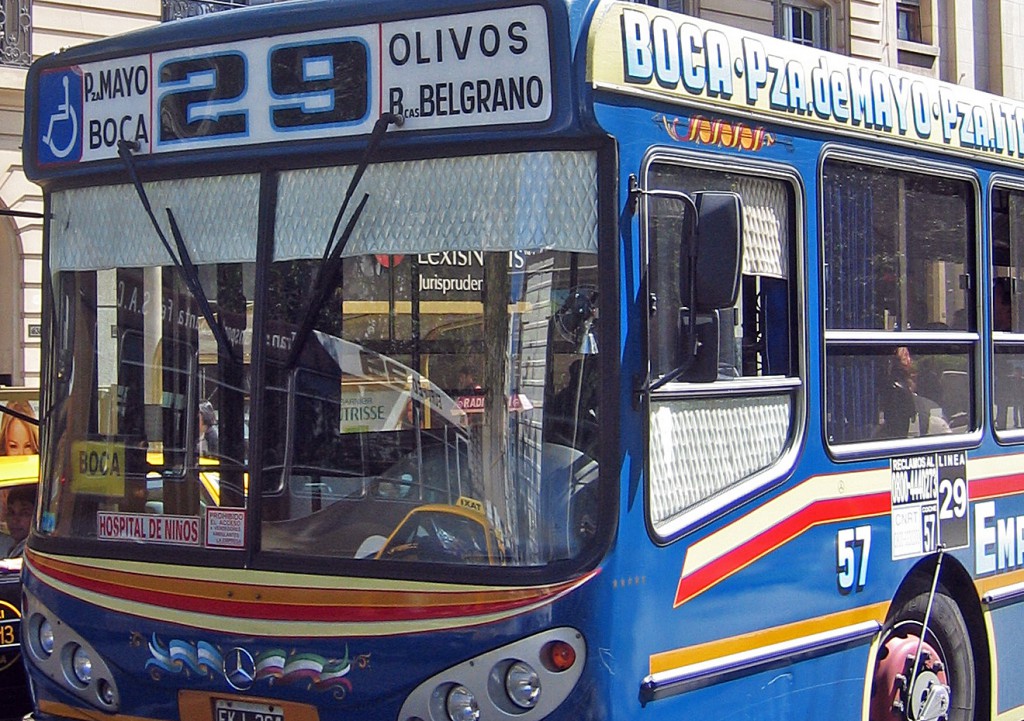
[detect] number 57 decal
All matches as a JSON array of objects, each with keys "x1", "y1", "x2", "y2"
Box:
[{"x1": 836, "y1": 525, "x2": 872, "y2": 594}]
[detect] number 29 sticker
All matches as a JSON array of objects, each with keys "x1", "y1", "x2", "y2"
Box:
[{"x1": 890, "y1": 452, "x2": 969, "y2": 560}]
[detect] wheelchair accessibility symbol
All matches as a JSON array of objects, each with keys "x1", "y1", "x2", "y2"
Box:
[{"x1": 38, "y1": 69, "x2": 83, "y2": 164}]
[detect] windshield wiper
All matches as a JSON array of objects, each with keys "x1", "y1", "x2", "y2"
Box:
[
  {"x1": 117, "y1": 140, "x2": 238, "y2": 364},
  {"x1": 285, "y1": 112, "x2": 404, "y2": 368}
]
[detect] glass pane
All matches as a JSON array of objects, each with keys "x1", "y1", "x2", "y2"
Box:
[
  {"x1": 897, "y1": 6, "x2": 922, "y2": 43},
  {"x1": 51, "y1": 176, "x2": 260, "y2": 272},
  {"x1": 275, "y1": 152, "x2": 598, "y2": 259},
  {"x1": 823, "y1": 161, "x2": 972, "y2": 332},
  {"x1": 994, "y1": 345, "x2": 1024, "y2": 431},
  {"x1": 647, "y1": 162, "x2": 795, "y2": 381},
  {"x1": 39, "y1": 262, "x2": 253, "y2": 546},
  {"x1": 649, "y1": 393, "x2": 791, "y2": 527},
  {"x1": 991, "y1": 189, "x2": 1024, "y2": 333},
  {"x1": 826, "y1": 344, "x2": 972, "y2": 443}
]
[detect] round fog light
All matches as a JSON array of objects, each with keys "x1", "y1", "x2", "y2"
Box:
[
  {"x1": 98, "y1": 678, "x2": 115, "y2": 706},
  {"x1": 445, "y1": 684, "x2": 480, "y2": 721},
  {"x1": 505, "y1": 661, "x2": 541, "y2": 709},
  {"x1": 71, "y1": 645, "x2": 93, "y2": 684},
  {"x1": 37, "y1": 618, "x2": 54, "y2": 656}
]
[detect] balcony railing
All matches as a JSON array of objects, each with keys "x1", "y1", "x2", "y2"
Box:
[
  {"x1": 1, "y1": 0, "x2": 31, "y2": 68},
  {"x1": 162, "y1": 0, "x2": 249, "y2": 21}
]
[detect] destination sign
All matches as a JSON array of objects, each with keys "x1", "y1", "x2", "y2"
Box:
[
  {"x1": 589, "y1": 2, "x2": 1024, "y2": 163},
  {"x1": 34, "y1": 5, "x2": 551, "y2": 167}
]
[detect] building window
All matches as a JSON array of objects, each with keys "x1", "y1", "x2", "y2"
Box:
[
  {"x1": 633, "y1": 0, "x2": 689, "y2": 12},
  {"x1": 162, "y1": 0, "x2": 248, "y2": 21},
  {"x1": 897, "y1": 0, "x2": 923, "y2": 42},
  {"x1": 781, "y1": 2, "x2": 828, "y2": 49},
  {"x1": 0, "y1": 0, "x2": 31, "y2": 68}
]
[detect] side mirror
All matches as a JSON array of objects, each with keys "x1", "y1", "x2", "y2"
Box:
[
  {"x1": 638, "y1": 185, "x2": 744, "y2": 391},
  {"x1": 686, "y1": 191, "x2": 743, "y2": 312}
]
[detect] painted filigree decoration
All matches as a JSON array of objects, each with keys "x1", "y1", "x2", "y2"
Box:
[
  {"x1": 140, "y1": 633, "x2": 370, "y2": 701},
  {"x1": 658, "y1": 114, "x2": 777, "y2": 152}
]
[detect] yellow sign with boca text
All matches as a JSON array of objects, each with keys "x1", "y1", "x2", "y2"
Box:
[
  {"x1": 71, "y1": 440, "x2": 126, "y2": 495},
  {"x1": 588, "y1": 1, "x2": 1024, "y2": 165}
]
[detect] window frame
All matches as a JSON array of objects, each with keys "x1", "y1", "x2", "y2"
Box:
[
  {"x1": 988, "y1": 176, "x2": 1024, "y2": 444},
  {"x1": 631, "y1": 0, "x2": 690, "y2": 13},
  {"x1": 896, "y1": 0, "x2": 923, "y2": 43},
  {"x1": 779, "y1": 0, "x2": 830, "y2": 50},
  {"x1": 821, "y1": 147, "x2": 983, "y2": 461},
  {"x1": 640, "y1": 148, "x2": 806, "y2": 540}
]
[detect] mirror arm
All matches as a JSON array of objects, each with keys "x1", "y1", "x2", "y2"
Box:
[{"x1": 627, "y1": 174, "x2": 641, "y2": 215}]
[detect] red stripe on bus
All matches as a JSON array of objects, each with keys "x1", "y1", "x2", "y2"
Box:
[
  {"x1": 674, "y1": 490, "x2": 890, "y2": 607},
  {"x1": 31, "y1": 555, "x2": 593, "y2": 623},
  {"x1": 971, "y1": 472, "x2": 1024, "y2": 500}
]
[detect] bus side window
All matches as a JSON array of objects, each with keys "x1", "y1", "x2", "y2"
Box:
[
  {"x1": 645, "y1": 158, "x2": 801, "y2": 534},
  {"x1": 823, "y1": 160, "x2": 975, "y2": 446},
  {"x1": 991, "y1": 187, "x2": 1024, "y2": 435}
]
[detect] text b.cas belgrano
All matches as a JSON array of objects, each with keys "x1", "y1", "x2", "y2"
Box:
[{"x1": 381, "y1": 6, "x2": 551, "y2": 129}]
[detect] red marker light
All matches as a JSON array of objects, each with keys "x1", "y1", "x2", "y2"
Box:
[{"x1": 542, "y1": 640, "x2": 576, "y2": 672}]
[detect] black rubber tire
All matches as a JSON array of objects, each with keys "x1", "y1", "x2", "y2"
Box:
[{"x1": 871, "y1": 585, "x2": 976, "y2": 721}]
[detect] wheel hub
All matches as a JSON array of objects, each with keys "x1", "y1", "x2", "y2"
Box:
[
  {"x1": 909, "y1": 669, "x2": 950, "y2": 721},
  {"x1": 871, "y1": 634, "x2": 951, "y2": 721}
]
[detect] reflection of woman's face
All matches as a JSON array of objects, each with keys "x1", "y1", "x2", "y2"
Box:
[{"x1": 4, "y1": 420, "x2": 35, "y2": 455}]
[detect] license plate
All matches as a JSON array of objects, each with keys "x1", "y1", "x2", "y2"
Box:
[{"x1": 213, "y1": 699, "x2": 284, "y2": 721}]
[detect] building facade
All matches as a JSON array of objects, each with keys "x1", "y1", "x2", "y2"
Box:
[
  {"x1": 0, "y1": 0, "x2": 1021, "y2": 388},
  {"x1": 0, "y1": 1, "x2": 162, "y2": 388}
]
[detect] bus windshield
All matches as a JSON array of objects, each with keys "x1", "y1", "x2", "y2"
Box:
[{"x1": 39, "y1": 150, "x2": 604, "y2": 572}]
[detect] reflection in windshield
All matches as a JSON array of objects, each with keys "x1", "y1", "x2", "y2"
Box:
[
  {"x1": 261, "y1": 250, "x2": 601, "y2": 568},
  {"x1": 38, "y1": 261, "x2": 253, "y2": 543}
]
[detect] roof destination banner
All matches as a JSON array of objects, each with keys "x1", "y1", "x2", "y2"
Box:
[{"x1": 588, "y1": 1, "x2": 1024, "y2": 164}]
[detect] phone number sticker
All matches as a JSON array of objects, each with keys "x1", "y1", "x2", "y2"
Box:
[{"x1": 890, "y1": 451, "x2": 968, "y2": 559}]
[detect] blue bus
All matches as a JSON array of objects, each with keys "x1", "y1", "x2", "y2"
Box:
[{"x1": 19, "y1": 1, "x2": 1024, "y2": 720}]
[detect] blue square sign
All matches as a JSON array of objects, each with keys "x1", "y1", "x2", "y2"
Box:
[{"x1": 38, "y1": 68, "x2": 83, "y2": 165}]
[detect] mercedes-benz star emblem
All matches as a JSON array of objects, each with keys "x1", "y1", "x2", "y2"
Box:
[{"x1": 223, "y1": 647, "x2": 256, "y2": 690}]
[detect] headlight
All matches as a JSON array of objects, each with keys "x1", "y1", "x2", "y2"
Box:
[
  {"x1": 504, "y1": 661, "x2": 541, "y2": 709},
  {"x1": 445, "y1": 685, "x2": 480, "y2": 721},
  {"x1": 37, "y1": 617, "x2": 54, "y2": 656},
  {"x1": 71, "y1": 644, "x2": 93, "y2": 684}
]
